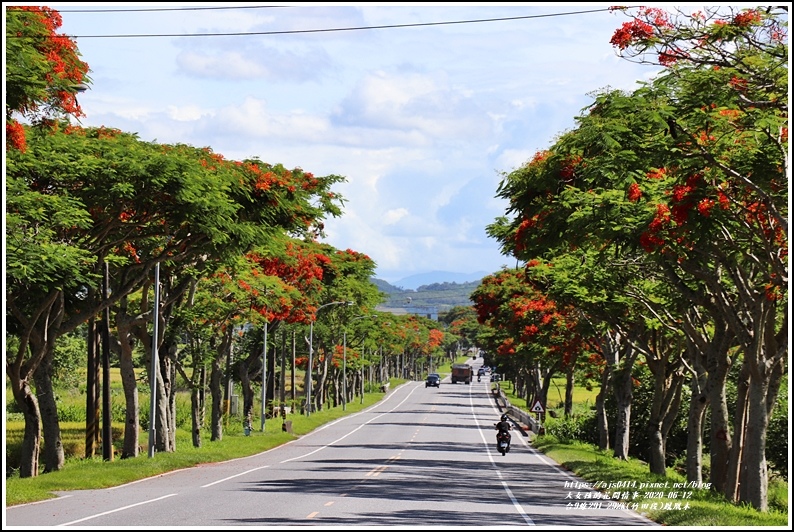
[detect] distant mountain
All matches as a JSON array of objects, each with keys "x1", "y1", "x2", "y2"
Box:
[
  {"x1": 391, "y1": 270, "x2": 489, "y2": 290},
  {"x1": 370, "y1": 277, "x2": 404, "y2": 294},
  {"x1": 371, "y1": 273, "x2": 485, "y2": 313}
]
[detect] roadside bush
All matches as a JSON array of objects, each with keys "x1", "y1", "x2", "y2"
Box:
[
  {"x1": 138, "y1": 394, "x2": 194, "y2": 431},
  {"x1": 6, "y1": 395, "x2": 22, "y2": 414},
  {"x1": 52, "y1": 331, "x2": 87, "y2": 389},
  {"x1": 57, "y1": 402, "x2": 85, "y2": 423},
  {"x1": 765, "y1": 375, "x2": 788, "y2": 480},
  {"x1": 544, "y1": 410, "x2": 596, "y2": 444}
]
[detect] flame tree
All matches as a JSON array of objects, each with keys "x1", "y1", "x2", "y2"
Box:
[
  {"x1": 5, "y1": 6, "x2": 89, "y2": 150},
  {"x1": 471, "y1": 267, "x2": 589, "y2": 415},
  {"x1": 486, "y1": 6, "x2": 787, "y2": 510}
]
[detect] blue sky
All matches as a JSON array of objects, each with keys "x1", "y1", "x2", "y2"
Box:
[{"x1": 22, "y1": 3, "x2": 663, "y2": 284}]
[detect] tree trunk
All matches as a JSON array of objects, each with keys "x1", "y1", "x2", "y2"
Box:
[
  {"x1": 537, "y1": 360, "x2": 558, "y2": 413},
  {"x1": 737, "y1": 344, "x2": 785, "y2": 511},
  {"x1": 33, "y1": 350, "x2": 65, "y2": 473},
  {"x1": 15, "y1": 382, "x2": 42, "y2": 478},
  {"x1": 685, "y1": 364, "x2": 708, "y2": 484},
  {"x1": 132, "y1": 297, "x2": 173, "y2": 453},
  {"x1": 200, "y1": 366, "x2": 207, "y2": 427},
  {"x1": 316, "y1": 348, "x2": 328, "y2": 412},
  {"x1": 85, "y1": 317, "x2": 100, "y2": 458},
  {"x1": 680, "y1": 313, "x2": 734, "y2": 489},
  {"x1": 741, "y1": 370, "x2": 770, "y2": 510},
  {"x1": 279, "y1": 329, "x2": 287, "y2": 408},
  {"x1": 166, "y1": 353, "x2": 177, "y2": 452},
  {"x1": 175, "y1": 355, "x2": 206, "y2": 449},
  {"x1": 7, "y1": 290, "x2": 64, "y2": 478},
  {"x1": 564, "y1": 362, "x2": 575, "y2": 418},
  {"x1": 611, "y1": 342, "x2": 638, "y2": 462},
  {"x1": 708, "y1": 352, "x2": 733, "y2": 494},
  {"x1": 596, "y1": 364, "x2": 610, "y2": 451},
  {"x1": 724, "y1": 360, "x2": 750, "y2": 502},
  {"x1": 116, "y1": 310, "x2": 141, "y2": 459},
  {"x1": 153, "y1": 352, "x2": 172, "y2": 452},
  {"x1": 210, "y1": 352, "x2": 225, "y2": 442},
  {"x1": 330, "y1": 369, "x2": 340, "y2": 408},
  {"x1": 612, "y1": 367, "x2": 633, "y2": 461},
  {"x1": 238, "y1": 350, "x2": 256, "y2": 432},
  {"x1": 267, "y1": 332, "x2": 276, "y2": 414},
  {"x1": 290, "y1": 331, "x2": 296, "y2": 405},
  {"x1": 646, "y1": 343, "x2": 685, "y2": 476},
  {"x1": 191, "y1": 385, "x2": 202, "y2": 448}
]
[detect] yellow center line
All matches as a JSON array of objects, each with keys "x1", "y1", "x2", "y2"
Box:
[
  {"x1": 366, "y1": 465, "x2": 388, "y2": 477},
  {"x1": 364, "y1": 455, "x2": 403, "y2": 476},
  {"x1": 306, "y1": 511, "x2": 319, "y2": 519}
]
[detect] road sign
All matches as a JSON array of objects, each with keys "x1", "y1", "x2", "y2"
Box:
[{"x1": 530, "y1": 399, "x2": 545, "y2": 413}]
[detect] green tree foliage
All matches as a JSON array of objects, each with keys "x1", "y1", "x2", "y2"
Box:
[
  {"x1": 438, "y1": 305, "x2": 482, "y2": 350},
  {"x1": 484, "y1": 6, "x2": 786, "y2": 511}
]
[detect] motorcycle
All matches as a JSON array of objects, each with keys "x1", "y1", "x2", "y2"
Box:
[{"x1": 496, "y1": 430, "x2": 511, "y2": 455}]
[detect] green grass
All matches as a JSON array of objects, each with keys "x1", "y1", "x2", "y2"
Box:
[
  {"x1": 6, "y1": 384, "x2": 397, "y2": 507},
  {"x1": 7, "y1": 371, "x2": 789, "y2": 526},
  {"x1": 497, "y1": 377, "x2": 598, "y2": 414},
  {"x1": 495, "y1": 380, "x2": 787, "y2": 526},
  {"x1": 533, "y1": 438, "x2": 788, "y2": 526},
  {"x1": 547, "y1": 377, "x2": 599, "y2": 410}
]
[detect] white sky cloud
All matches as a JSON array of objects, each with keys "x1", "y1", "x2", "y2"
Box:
[{"x1": 40, "y1": 2, "x2": 662, "y2": 283}]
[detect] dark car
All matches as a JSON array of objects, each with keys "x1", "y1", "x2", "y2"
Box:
[{"x1": 425, "y1": 373, "x2": 441, "y2": 387}]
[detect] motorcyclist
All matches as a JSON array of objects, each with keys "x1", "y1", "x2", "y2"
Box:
[{"x1": 495, "y1": 414, "x2": 511, "y2": 434}]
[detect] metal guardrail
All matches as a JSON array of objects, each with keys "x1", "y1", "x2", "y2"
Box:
[{"x1": 491, "y1": 385, "x2": 543, "y2": 435}]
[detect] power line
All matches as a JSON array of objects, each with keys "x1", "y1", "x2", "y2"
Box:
[
  {"x1": 23, "y1": 5, "x2": 287, "y2": 13},
  {"x1": 9, "y1": 6, "x2": 634, "y2": 39}
]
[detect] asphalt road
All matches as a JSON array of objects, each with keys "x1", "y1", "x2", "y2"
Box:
[{"x1": 5, "y1": 369, "x2": 659, "y2": 528}]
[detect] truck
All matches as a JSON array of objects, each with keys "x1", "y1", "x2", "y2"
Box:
[{"x1": 451, "y1": 364, "x2": 473, "y2": 384}]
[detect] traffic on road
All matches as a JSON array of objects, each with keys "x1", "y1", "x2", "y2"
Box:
[{"x1": 6, "y1": 359, "x2": 658, "y2": 527}]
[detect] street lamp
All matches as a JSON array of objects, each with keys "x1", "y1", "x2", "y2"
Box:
[
  {"x1": 148, "y1": 262, "x2": 160, "y2": 458},
  {"x1": 258, "y1": 290, "x2": 273, "y2": 432},
  {"x1": 307, "y1": 300, "x2": 352, "y2": 416},
  {"x1": 148, "y1": 237, "x2": 171, "y2": 457},
  {"x1": 343, "y1": 314, "x2": 375, "y2": 410},
  {"x1": 260, "y1": 318, "x2": 268, "y2": 432}
]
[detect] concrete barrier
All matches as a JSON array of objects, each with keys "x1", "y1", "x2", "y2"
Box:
[{"x1": 491, "y1": 385, "x2": 543, "y2": 435}]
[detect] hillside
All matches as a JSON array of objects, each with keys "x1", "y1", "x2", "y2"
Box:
[
  {"x1": 390, "y1": 270, "x2": 488, "y2": 290},
  {"x1": 371, "y1": 277, "x2": 480, "y2": 313}
]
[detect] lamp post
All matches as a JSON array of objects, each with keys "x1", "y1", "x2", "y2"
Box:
[
  {"x1": 260, "y1": 319, "x2": 268, "y2": 432},
  {"x1": 342, "y1": 328, "x2": 347, "y2": 411},
  {"x1": 147, "y1": 236, "x2": 171, "y2": 457},
  {"x1": 258, "y1": 290, "x2": 272, "y2": 432},
  {"x1": 361, "y1": 346, "x2": 366, "y2": 404},
  {"x1": 148, "y1": 262, "x2": 160, "y2": 458},
  {"x1": 307, "y1": 300, "x2": 352, "y2": 416},
  {"x1": 344, "y1": 314, "x2": 373, "y2": 410}
]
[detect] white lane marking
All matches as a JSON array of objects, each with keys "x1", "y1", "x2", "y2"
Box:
[
  {"x1": 280, "y1": 385, "x2": 421, "y2": 464},
  {"x1": 201, "y1": 465, "x2": 271, "y2": 488},
  {"x1": 198, "y1": 383, "x2": 420, "y2": 487},
  {"x1": 58, "y1": 493, "x2": 178, "y2": 526},
  {"x1": 472, "y1": 388, "x2": 536, "y2": 526}
]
